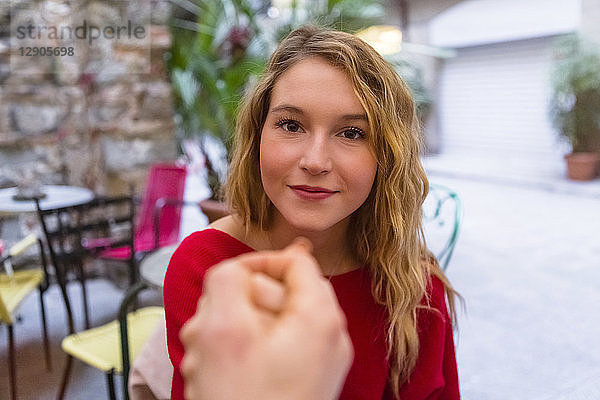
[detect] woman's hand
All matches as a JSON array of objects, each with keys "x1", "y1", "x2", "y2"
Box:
[{"x1": 180, "y1": 238, "x2": 353, "y2": 400}]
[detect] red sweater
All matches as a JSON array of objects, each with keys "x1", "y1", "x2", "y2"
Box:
[{"x1": 164, "y1": 229, "x2": 460, "y2": 400}]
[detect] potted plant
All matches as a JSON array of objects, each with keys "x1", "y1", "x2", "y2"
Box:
[{"x1": 550, "y1": 33, "x2": 600, "y2": 181}]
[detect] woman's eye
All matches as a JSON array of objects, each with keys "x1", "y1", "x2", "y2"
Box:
[
  {"x1": 339, "y1": 128, "x2": 365, "y2": 140},
  {"x1": 276, "y1": 119, "x2": 302, "y2": 133}
]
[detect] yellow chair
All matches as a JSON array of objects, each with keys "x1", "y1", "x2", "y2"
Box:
[
  {"x1": 58, "y1": 295, "x2": 163, "y2": 400},
  {"x1": 52, "y1": 272, "x2": 163, "y2": 400},
  {"x1": 0, "y1": 234, "x2": 51, "y2": 400}
]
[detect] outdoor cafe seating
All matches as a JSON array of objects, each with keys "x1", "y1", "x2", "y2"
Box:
[
  {"x1": 0, "y1": 162, "x2": 189, "y2": 398},
  {"x1": 92, "y1": 164, "x2": 187, "y2": 275},
  {"x1": 30, "y1": 163, "x2": 187, "y2": 399},
  {"x1": 13, "y1": 226, "x2": 163, "y2": 400},
  {"x1": 36, "y1": 195, "x2": 137, "y2": 331},
  {"x1": 32, "y1": 163, "x2": 186, "y2": 329}
]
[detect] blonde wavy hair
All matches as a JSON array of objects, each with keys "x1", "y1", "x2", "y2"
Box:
[{"x1": 226, "y1": 25, "x2": 457, "y2": 397}]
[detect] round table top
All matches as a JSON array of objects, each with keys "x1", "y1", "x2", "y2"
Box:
[
  {"x1": 0, "y1": 185, "x2": 94, "y2": 214},
  {"x1": 140, "y1": 244, "x2": 179, "y2": 288}
]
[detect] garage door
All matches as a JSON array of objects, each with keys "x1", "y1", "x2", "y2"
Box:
[{"x1": 437, "y1": 35, "x2": 568, "y2": 178}]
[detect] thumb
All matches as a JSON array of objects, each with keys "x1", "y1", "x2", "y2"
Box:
[{"x1": 284, "y1": 237, "x2": 313, "y2": 255}]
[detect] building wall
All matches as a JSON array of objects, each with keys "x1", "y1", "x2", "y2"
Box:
[
  {"x1": 387, "y1": 0, "x2": 463, "y2": 152},
  {"x1": 388, "y1": 0, "x2": 594, "y2": 154},
  {"x1": 581, "y1": 0, "x2": 600, "y2": 42}
]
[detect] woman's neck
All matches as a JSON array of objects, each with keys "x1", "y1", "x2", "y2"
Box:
[{"x1": 256, "y1": 214, "x2": 358, "y2": 276}]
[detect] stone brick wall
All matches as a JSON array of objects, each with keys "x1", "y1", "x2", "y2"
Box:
[{"x1": 0, "y1": 0, "x2": 177, "y2": 195}]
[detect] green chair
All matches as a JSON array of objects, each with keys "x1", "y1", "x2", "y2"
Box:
[{"x1": 423, "y1": 183, "x2": 463, "y2": 271}]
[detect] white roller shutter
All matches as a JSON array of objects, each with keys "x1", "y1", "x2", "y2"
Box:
[{"x1": 437, "y1": 36, "x2": 568, "y2": 178}]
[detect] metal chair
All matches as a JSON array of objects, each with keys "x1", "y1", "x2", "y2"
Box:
[
  {"x1": 31, "y1": 223, "x2": 162, "y2": 400},
  {"x1": 422, "y1": 183, "x2": 463, "y2": 271},
  {"x1": 96, "y1": 163, "x2": 187, "y2": 264},
  {"x1": 0, "y1": 234, "x2": 51, "y2": 400},
  {"x1": 36, "y1": 196, "x2": 136, "y2": 329},
  {"x1": 57, "y1": 280, "x2": 163, "y2": 400}
]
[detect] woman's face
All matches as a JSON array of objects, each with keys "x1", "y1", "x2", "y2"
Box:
[{"x1": 259, "y1": 57, "x2": 377, "y2": 234}]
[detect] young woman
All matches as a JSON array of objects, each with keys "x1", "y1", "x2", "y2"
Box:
[{"x1": 164, "y1": 25, "x2": 460, "y2": 399}]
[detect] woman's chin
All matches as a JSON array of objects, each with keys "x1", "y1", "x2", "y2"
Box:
[{"x1": 278, "y1": 214, "x2": 348, "y2": 236}]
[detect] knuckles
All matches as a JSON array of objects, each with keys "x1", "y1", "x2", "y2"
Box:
[
  {"x1": 194, "y1": 308, "x2": 254, "y2": 357},
  {"x1": 299, "y1": 278, "x2": 349, "y2": 339}
]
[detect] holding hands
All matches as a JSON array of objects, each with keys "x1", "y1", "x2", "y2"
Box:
[{"x1": 180, "y1": 238, "x2": 354, "y2": 400}]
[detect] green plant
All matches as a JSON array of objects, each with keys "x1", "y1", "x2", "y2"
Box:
[
  {"x1": 272, "y1": 0, "x2": 385, "y2": 41},
  {"x1": 385, "y1": 53, "x2": 432, "y2": 122},
  {"x1": 550, "y1": 33, "x2": 600, "y2": 153},
  {"x1": 168, "y1": 0, "x2": 268, "y2": 195}
]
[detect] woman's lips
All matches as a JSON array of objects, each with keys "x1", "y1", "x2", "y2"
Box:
[{"x1": 289, "y1": 185, "x2": 338, "y2": 200}]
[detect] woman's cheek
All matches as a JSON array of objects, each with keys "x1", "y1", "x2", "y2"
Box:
[{"x1": 261, "y1": 135, "x2": 297, "y2": 174}]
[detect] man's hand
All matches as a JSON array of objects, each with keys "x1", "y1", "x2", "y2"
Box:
[{"x1": 180, "y1": 238, "x2": 353, "y2": 400}]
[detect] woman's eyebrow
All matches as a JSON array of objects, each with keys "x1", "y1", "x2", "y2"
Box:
[
  {"x1": 270, "y1": 104, "x2": 368, "y2": 121},
  {"x1": 270, "y1": 104, "x2": 304, "y2": 114},
  {"x1": 340, "y1": 113, "x2": 368, "y2": 122}
]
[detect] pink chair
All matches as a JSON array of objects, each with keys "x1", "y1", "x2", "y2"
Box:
[{"x1": 95, "y1": 163, "x2": 187, "y2": 282}]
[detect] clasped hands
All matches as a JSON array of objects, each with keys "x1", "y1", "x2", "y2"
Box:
[{"x1": 180, "y1": 238, "x2": 354, "y2": 400}]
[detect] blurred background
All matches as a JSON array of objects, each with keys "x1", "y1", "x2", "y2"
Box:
[{"x1": 1, "y1": 0, "x2": 599, "y2": 399}]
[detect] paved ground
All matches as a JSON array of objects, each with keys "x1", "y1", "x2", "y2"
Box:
[
  {"x1": 433, "y1": 175, "x2": 600, "y2": 400},
  {"x1": 423, "y1": 155, "x2": 600, "y2": 400},
  {"x1": 2, "y1": 156, "x2": 600, "y2": 399}
]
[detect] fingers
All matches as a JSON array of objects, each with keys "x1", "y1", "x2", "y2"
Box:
[
  {"x1": 205, "y1": 238, "x2": 325, "y2": 313},
  {"x1": 232, "y1": 237, "x2": 324, "y2": 288},
  {"x1": 181, "y1": 259, "x2": 258, "y2": 351},
  {"x1": 201, "y1": 259, "x2": 254, "y2": 315},
  {"x1": 288, "y1": 236, "x2": 313, "y2": 253},
  {"x1": 251, "y1": 272, "x2": 286, "y2": 313},
  {"x1": 183, "y1": 236, "x2": 337, "y2": 344},
  {"x1": 231, "y1": 240, "x2": 345, "y2": 337},
  {"x1": 181, "y1": 244, "x2": 292, "y2": 347}
]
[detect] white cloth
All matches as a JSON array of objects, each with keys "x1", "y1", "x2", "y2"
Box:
[{"x1": 128, "y1": 319, "x2": 173, "y2": 400}]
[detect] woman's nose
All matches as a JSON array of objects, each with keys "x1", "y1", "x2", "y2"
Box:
[{"x1": 298, "y1": 134, "x2": 332, "y2": 175}]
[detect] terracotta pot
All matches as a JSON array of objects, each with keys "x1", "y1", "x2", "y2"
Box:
[
  {"x1": 199, "y1": 199, "x2": 230, "y2": 223},
  {"x1": 564, "y1": 152, "x2": 600, "y2": 181}
]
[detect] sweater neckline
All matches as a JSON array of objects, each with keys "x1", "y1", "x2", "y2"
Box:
[{"x1": 204, "y1": 228, "x2": 365, "y2": 280}]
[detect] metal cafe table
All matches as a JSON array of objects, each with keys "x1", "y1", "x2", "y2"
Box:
[
  {"x1": 0, "y1": 185, "x2": 94, "y2": 215},
  {"x1": 0, "y1": 185, "x2": 94, "y2": 247},
  {"x1": 139, "y1": 243, "x2": 178, "y2": 288}
]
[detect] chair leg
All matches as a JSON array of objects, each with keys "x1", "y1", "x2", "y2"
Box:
[
  {"x1": 76, "y1": 263, "x2": 91, "y2": 329},
  {"x1": 128, "y1": 260, "x2": 138, "y2": 287},
  {"x1": 39, "y1": 287, "x2": 51, "y2": 371},
  {"x1": 57, "y1": 354, "x2": 73, "y2": 400},
  {"x1": 106, "y1": 370, "x2": 117, "y2": 400},
  {"x1": 7, "y1": 325, "x2": 17, "y2": 400}
]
